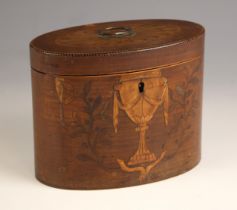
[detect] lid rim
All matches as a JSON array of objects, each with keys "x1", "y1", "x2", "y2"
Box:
[
  {"x1": 30, "y1": 33, "x2": 204, "y2": 57},
  {"x1": 31, "y1": 55, "x2": 203, "y2": 77}
]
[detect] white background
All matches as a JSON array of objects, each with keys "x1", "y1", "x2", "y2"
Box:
[{"x1": 0, "y1": 0, "x2": 237, "y2": 209}]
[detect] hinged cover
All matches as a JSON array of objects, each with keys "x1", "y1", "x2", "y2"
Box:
[{"x1": 30, "y1": 19, "x2": 204, "y2": 76}]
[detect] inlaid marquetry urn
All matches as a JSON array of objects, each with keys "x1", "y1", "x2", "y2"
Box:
[{"x1": 30, "y1": 19, "x2": 205, "y2": 189}]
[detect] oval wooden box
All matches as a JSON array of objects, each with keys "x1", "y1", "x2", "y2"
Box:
[{"x1": 30, "y1": 19, "x2": 205, "y2": 189}]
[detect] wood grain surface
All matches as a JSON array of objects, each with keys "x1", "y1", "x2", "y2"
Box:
[{"x1": 30, "y1": 19, "x2": 204, "y2": 189}]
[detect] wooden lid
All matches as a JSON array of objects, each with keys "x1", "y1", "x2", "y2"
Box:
[{"x1": 30, "y1": 19, "x2": 205, "y2": 76}]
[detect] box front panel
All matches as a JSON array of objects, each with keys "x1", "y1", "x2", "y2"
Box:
[{"x1": 32, "y1": 56, "x2": 203, "y2": 189}]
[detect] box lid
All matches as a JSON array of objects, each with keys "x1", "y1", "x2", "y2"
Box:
[{"x1": 30, "y1": 19, "x2": 204, "y2": 76}]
